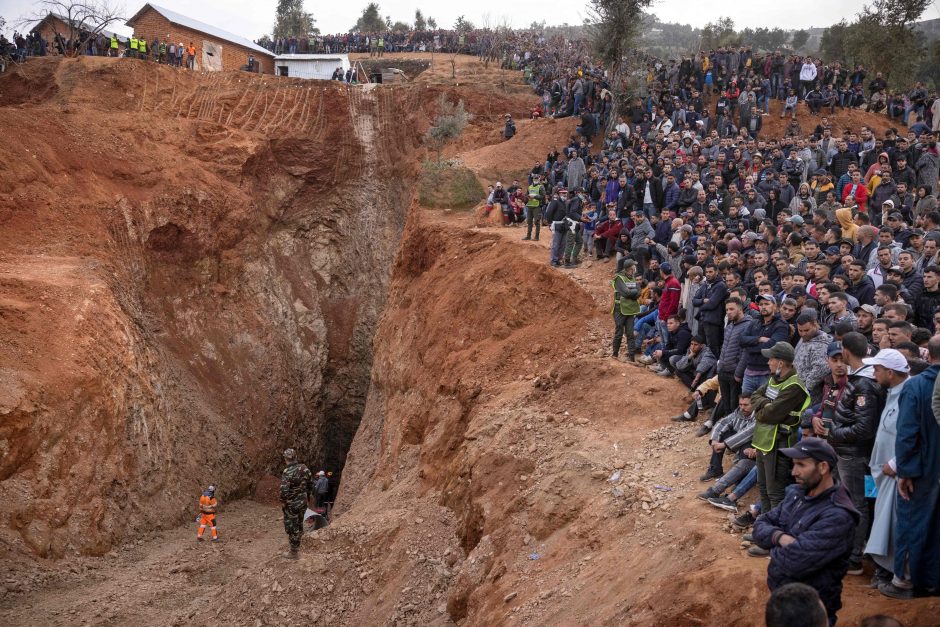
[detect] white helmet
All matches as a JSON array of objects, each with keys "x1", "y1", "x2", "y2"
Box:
[{"x1": 317, "y1": 471, "x2": 326, "y2": 477}]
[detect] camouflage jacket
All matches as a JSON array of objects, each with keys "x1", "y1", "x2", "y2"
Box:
[{"x1": 280, "y1": 462, "x2": 312, "y2": 507}]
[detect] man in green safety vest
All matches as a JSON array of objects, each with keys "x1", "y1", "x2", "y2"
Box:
[
  {"x1": 522, "y1": 174, "x2": 546, "y2": 242},
  {"x1": 110, "y1": 35, "x2": 118, "y2": 57},
  {"x1": 129, "y1": 35, "x2": 138, "y2": 59},
  {"x1": 749, "y1": 341, "x2": 810, "y2": 534},
  {"x1": 159, "y1": 41, "x2": 167, "y2": 64},
  {"x1": 377, "y1": 36, "x2": 384, "y2": 58},
  {"x1": 611, "y1": 259, "x2": 641, "y2": 361},
  {"x1": 138, "y1": 36, "x2": 147, "y2": 60}
]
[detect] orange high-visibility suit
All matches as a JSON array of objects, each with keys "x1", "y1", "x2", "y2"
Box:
[{"x1": 197, "y1": 494, "x2": 218, "y2": 540}]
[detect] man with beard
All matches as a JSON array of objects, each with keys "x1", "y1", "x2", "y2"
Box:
[{"x1": 753, "y1": 438, "x2": 859, "y2": 626}]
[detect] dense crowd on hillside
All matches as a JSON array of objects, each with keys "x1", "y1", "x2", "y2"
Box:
[{"x1": 484, "y1": 34, "x2": 940, "y2": 626}]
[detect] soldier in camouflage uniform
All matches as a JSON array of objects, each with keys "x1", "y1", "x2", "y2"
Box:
[{"x1": 279, "y1": 448, "x2": 313, "y2": 558}]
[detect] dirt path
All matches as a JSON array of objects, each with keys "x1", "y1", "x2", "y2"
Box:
[{"x1": 0, "y1": 501, "x2": 287, "y2": 626}]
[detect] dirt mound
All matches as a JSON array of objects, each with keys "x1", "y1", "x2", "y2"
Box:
[
  {"x1": 760, "y1": 102, "x2": 897, "y2": 138},
  {"x1": 460, "y1": 116, "x2": 578, "y2": 183}
]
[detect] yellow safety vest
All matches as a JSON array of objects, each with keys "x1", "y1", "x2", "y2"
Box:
[
  {"x1": 139, "y1": 39, "x2": 147, "y2": 53},
  {"x1": 130, "y1": 37, "x2": 138, "y2": 50},
  {"x1": 110, "y1": 36, "x2": 118, "y2": 49},
  {"x1": 752, "y1": 372, "x2": 810, "y2": 452}
]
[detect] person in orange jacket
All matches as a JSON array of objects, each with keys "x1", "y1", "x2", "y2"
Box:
[{"x1": 197, "y1": 485, "x2": 219, "y2": 541}]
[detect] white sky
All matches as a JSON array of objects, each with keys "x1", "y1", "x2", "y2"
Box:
[{"x1": 1, "y1": 0, "x2": 938, "y2": 40}]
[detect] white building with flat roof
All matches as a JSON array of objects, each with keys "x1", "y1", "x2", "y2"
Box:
[{"x1": 274, "y1": 54, "x2": 350, "y2": 80}]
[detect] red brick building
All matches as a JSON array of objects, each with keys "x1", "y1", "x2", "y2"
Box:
[
  {"x1": 31, "y1": 13, "x2": 127, "y2": 54},
  {"x1": 126, "y1": 3, "x2": 275, "y2": 73}
]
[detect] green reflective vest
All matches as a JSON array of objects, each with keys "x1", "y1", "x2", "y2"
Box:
[
  {"x1": 752, "y1": 372, "x2": 810, "y2": 452},
  {"x1": 612, "y1": 273, "x2": 640, "y2": 316},
  {"x1": 526, "y1": 184, "x2": 542, "y2": 208},
  {"x1": 139, "y1": 39, "x2": 147, "y2": 53},
  {"x1": 130, "y1": 37, "x2": 138, "y2": 50},
  {"x1": 110, "y1": 36, "x2": 118, "y2": 49}
]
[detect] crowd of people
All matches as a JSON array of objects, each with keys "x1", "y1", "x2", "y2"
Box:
[{"x1": 483, "y1": 34, "x2": 940, "y2": 627}]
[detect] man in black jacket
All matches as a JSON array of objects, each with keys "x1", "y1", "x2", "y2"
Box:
[
  {"x1": 650, "y1": 316, "x2": 691, "y2": 376},
  {"x1": 822, "y1": 331, "x2": 885, "y2": 575},
  {"x1": 696, "y1": 263, "x2": 729, "y2": 357},
  {"x1": 635, "y1": 167, "x2": 664, "y2": 217},
  {"x1": 753, "y1": 438, "x2": 860, "y2": 626}
]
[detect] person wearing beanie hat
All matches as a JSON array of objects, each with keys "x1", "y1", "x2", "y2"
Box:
[{"x1": 749, "y1": 340, "x2": 811, "y2": 530}]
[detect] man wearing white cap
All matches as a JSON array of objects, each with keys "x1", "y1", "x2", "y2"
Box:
[{"x1": 862, "y1": 349, "x2": 910, "y2": 589}]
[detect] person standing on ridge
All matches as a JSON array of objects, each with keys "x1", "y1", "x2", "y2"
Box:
[
  {"x1": 196, "y1": 485, "x2": 219, "y2": 542},
  {"x1": 279, "y1": 448, "x2": 313, "y2": 558},
  {"x1": 611, "y1": 258, "x2": 641, "y2": 362}
]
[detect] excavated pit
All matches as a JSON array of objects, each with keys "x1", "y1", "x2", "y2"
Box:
[{"x1": 0, "y1": 57, "x2": 424, "y2": 560}]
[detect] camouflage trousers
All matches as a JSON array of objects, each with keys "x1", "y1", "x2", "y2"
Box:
[{"x1": 283, "y1": 503, "x2": 306, "y2": 549}]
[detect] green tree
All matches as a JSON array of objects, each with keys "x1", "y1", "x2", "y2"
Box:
[
  {"x1": 587, "y1": 0, "x2": 653, "y2": 129},
  {"x1": 790, "y1": 29, "x2": 810, "y2": 51},
  {"x1": 841, "y1": 0, "x2": 930, "y2": 85},
  {"x1": 425, "y1": 94, "x2": 471, "y2": 163},
  {"x1": 273, "y1": 0, "x2": 317, "y2": 39},
  {"x1": 414, "y1": 9, "x2": 426, "y2": 31},
  {"x1": 699, "y1": 17, "x2": 737, "y2": 50},
  {"x1": 427, "y1": 17, "x2": 437, "y2": 29},
  {"x1": 390, "y1": 21, "x2": 409, "y2": 33},
  {"x1": 351, "y1": 2, "x2": 385, "y2": 32},
  {"x1": 818, "y1": 20, "x2": 850, "y2": 60},
  {"x1": 454, "y1": 15, "x2": 474, "y2": 32}
]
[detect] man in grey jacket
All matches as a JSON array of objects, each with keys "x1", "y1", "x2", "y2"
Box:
[
  {"x1": 566, "y1": 150, "x2": 586, "y2": 192},
  {"x1": 793, "y1": 312, "x2": 832, "y2": 405},
  {"x1": 700, "y1": 297, "x2": 751, "y2": 436},
  {"x1": 629, "y1": 210, "x2": 655, "y2": 275}
]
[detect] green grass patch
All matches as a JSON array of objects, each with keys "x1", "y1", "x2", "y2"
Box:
[{"x1": 418, "y1": 161, "x2": 485, "y2": 210}]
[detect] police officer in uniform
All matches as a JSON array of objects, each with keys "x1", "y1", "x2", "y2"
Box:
[
  {"x1": 611, "y1": 259, "x2": 641, "y2": 361},
  {"x1": 279, "y1": 448, "x2": 313, "y2": 558}
]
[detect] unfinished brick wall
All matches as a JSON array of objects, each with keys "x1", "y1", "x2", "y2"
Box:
[{"x1": 129, "y1": 9, "x2": 274, "y2": 74}]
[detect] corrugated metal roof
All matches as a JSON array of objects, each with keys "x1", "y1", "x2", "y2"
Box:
[{"x1": 126, "y1": 3, "x2": 274, "y2": 57}]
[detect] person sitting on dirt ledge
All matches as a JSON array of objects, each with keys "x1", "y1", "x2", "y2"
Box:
[{"x1": 753, "y1": 438, "x2": 859, "y2": 626}]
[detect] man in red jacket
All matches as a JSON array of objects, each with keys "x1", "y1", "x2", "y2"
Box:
[
  {"x1": 841, "y1": 170, "x2": 869, "y2": 213},
  {"x1": 658, "y1": 262, "x2": 682, "y2": 344},
  {"x1": 593, "y1": 208, "x2": 622, "y2": 260}
]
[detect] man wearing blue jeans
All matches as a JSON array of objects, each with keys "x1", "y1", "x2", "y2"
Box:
[{"x1": 739, "y1": 295, "x2": 790, "y2": 395}]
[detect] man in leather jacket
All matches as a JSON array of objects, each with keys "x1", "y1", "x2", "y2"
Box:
[{"x1": 823, "y1": 332, "x2": 886, "y2": 575}]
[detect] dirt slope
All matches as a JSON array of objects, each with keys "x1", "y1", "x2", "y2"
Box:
[
  {"x1": 0, "y1": 54, "x2": 934, "y2": 626},
  {"x1": 0, "y1": 56, "x2": 422, "y2": 561}
]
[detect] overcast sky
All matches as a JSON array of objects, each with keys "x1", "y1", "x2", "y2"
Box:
[{"x1": 2, "y1": 0, "x2": 938, "y2": 40}]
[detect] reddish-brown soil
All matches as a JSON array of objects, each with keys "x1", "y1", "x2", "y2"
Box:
[{"x1": 0, "y1": 53, "x2": 935, "y2": 626}]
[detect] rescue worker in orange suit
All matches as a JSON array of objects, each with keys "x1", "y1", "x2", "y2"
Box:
[{"x1": 197, "y1": 485, "x2": 219, "y2": 541}]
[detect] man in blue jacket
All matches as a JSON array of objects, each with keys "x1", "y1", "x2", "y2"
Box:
[
  {"x1": 880, "y1": 335, "x2": 940, "y2": 599},
  {"x1": 754, "y1": 438, "x2": 860, "y2": 626}
]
